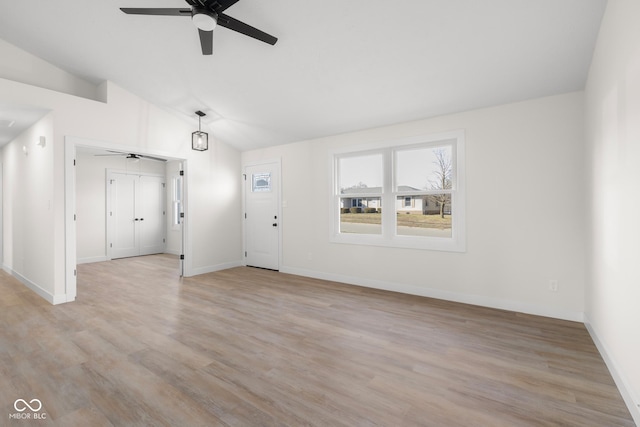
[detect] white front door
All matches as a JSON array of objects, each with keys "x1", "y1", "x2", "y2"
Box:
[
  {"x1": 109, "y1": 172, "x2": 165, "y2": 259},
  {"x1": 244, "y1": 162, "x2": 280, "y2": 270}
]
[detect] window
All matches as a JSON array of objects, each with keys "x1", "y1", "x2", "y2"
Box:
[
  {"x1": 338, "y1": 153, "x2": 383, "y2": 235},
  {"x1": 252, "y1": 173, "x2": 271, "y2": 192},
  {"x1": 331, "y1": 131, "x2": 465, "y2": 251},
  {"x1": 395, "y1": 144, "x2": 453, "y2": 238},
  {"x1": 171, "y1": 173, "x2": 183, "y2": 228}
]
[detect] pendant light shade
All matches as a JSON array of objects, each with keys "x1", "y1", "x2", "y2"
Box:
[{"x1": 192, "y1": 110, "x2": 208, "y2": 151}]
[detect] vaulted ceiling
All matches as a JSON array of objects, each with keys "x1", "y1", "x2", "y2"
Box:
[{"x1": 0, "y1": 0, "x2": 607, "y2": 151}]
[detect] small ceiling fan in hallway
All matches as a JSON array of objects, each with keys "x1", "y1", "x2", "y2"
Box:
[
  {"x1": 119, "y1": 0, "x2": 278, "y2": 55},
  {"x1": 95, "y1": 150, "x2": 167, "y2": 162}
]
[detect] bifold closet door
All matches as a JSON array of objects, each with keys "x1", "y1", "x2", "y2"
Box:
[
  {"x1": 138, "y1": 175, "x2": 165, "y2": 256},
  {"x1": 111, "y1": 173, "x2": 138, "y2": 259},
  {"x1": 110, "y1": 173, "x2": 165, "y2": 259}
]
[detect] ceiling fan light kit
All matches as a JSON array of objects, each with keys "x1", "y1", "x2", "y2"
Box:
[
  {"x1": 120, "y1": 0, "x2": 277, "y2": 56},
  {"x1": 192, "y1": 8, "x2": 217, "y2": 31}
]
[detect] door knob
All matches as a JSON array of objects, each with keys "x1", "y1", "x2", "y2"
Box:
[{"x1": 272, "y1": 223, "x2": 278, "y2": 227}]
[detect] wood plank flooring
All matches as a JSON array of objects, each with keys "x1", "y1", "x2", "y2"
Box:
[{"x1": 0, "y1": 254, "x2": 635, "y2": 426}]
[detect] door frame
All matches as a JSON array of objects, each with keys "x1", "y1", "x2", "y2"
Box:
[
  {"x1": 65, "y1": 136, "x2": 187, "y2": 302},
  {"x1": 242, "y1": 159, "x2": 282, "y2": 270},
  {"x1": 106, "y1": 169, "x2": 166, "y2": 260}
]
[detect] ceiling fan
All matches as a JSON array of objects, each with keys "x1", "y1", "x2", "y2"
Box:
[
  {"x1": 95, "y1": 150, "x2": 167, "y2": 162},
  {"x1": 120, "y1": 0, "x2": 278, "y2": 55}
]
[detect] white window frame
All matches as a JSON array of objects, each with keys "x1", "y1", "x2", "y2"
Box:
[
  {"x1": 330, "y1": 130, "x2": 466, "y2": 252},
  {"x1": 170, "y1": 172, "x2": 183, "y2": 230}
]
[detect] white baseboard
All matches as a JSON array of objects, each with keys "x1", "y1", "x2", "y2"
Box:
[
  {"x1": 279, "y1": 266, "x2": 584, "y2": 322},
  {"x1": 584, "y1": 316, "x2": 640, "y2": 425},
  {"x1": 77, "y1": 256, "x2": 109, "y2": 265},
  {"x1": 186, "y1": 260, "x2": 242, "y2": 277},
  {"x1": 2, "y1": 264, "x2": 67, "y2": 305}
]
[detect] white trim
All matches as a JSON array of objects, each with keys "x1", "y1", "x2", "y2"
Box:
[
  {"x1": 186, "y1": 261, "x2": 242, "y2": 277},
  {"x1": 280, "y1": 265, "x2": 584, "y2": 322},
  {"x1": 77, "y1": 256, "x2": 109, "y2": 265},
  {"x1": 64, "y1": 139, "x2": 77, "y2": 301},
  {"x1": 3, "y1": 264, "x2": 69, "y2": 305},
  {"x1": 181, "y1": 160, "x2": 189, "y2": 277},
  {"x1": 584, "y1": 316, "x2": 640, "y2": 425}
]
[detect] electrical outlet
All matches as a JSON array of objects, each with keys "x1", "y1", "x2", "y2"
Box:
[{"x1": 549, "y1": 280, "x2": 559, "y2": 292}]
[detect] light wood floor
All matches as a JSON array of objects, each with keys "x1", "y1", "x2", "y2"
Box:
[{"x1": 0, "y1": 254, "x2": 634, "y2": 426}]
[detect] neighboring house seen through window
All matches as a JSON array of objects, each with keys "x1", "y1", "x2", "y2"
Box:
[{"x1": 332, "y1": 130, "x2": 465, "y2": 252}]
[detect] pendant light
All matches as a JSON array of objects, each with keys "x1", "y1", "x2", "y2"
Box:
[{"x1": 192, "y1": 110, "x2": 208, "y2": 151}]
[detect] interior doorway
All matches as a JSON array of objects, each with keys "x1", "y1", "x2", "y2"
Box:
[{"x1": 65, "y1": 137, "x2": 187, "y2": 302}]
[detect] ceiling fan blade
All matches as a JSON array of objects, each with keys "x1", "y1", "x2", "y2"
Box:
[
  {"x1": 211, "y1": 0, "x2": 240, "y2": 13},
  {"x1": 140, "y1": 155, "x2": 168, "y2": 162},
  {"x1": 120, "y1": 8, "x2": 191, "y2": 16},
  {"x1": 198, "y1": 29, "x2": 213, "y2": 55},
  {"x1": 217, "y1": 14, "x2": 278, "y2": 45}
]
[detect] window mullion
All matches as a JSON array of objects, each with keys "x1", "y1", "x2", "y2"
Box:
[{"x1": 383, "y1": 148, "x2": 394, "y2": 239}]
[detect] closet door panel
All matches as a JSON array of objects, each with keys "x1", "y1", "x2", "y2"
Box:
[
  {"x1": 138, "y1": 175, "x2": 166, "y2": 256},
  {"x1": 110, "y1": 173, "x2": 139, "y2": 259}
]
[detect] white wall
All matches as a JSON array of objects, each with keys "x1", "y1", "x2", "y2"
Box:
[
  {"x1": 0, "y1": 39, "x2": 101, "y2": 101},
  {"x1": 2, "y1": 113, "x2": 55, "y2": 295},
  {"x1": 0, "y1": 42, "x2": 242, "y2": 303},
  {"x1": 76, "y1": 152, "x2": 166, "y2": 263},
  {"x1": 584, "y1": 0, "x2": 640, "y2": 422},
  {"x1": 187, "y1": 138, "x2": 243, "y2": 275},
  {"x1": 243, "y1": 92, "x2": 586, "y2": 321}
]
